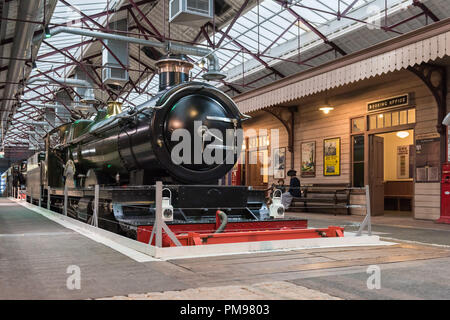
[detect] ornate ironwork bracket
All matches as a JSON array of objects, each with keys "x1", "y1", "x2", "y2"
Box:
[
  {"x1": 264, "y1": 106, "x2": 298, "y2": 168},
  {"x1": 408, "y1": 63, "x2": 447, "y2": 134},
  {"x1": 408, "y1": 63, "x2": 447, "y2": 163}
]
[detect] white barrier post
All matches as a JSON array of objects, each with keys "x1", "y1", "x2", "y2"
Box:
[
  {"x1": 357, "y1": 185, "x2": 372, "y2": 236},
  {"x1": 47, "y1": 186, "x2": 51, "y2": 210},
  {"x1": 93, "y1": 184, "x2": 99, "y2": 227},
  {"x1": 63, "y1": 184, "x2": 68, "y2": 216},
  {"x1": 155, "y1": 181, "x2": 163, "y2": 247},
  {"x1": 149, "y1": 182, "x2": 181, "y2": 247}
]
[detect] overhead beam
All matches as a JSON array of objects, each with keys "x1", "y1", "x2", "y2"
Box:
[
  {"x1": 210, "y1": 23, "x2": 286, "y2": 79},
  {"x1": 215, "y1": 0, "x2": 251, "y2": 48},
  {"x1": 128, "y1": 0, "x2": 163, "y2": 41},
  {"x1": 275, "y1": 0, "x2": 347, "y2": 56},
  {"x1": 340, "y1": 0, "x2": 359, "y2": 17},
  {"x1": 413, "y1": 0, "x2": 440, "y2": 22}
]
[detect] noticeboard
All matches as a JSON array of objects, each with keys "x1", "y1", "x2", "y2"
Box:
[{"x1": 415, "y1": 135, "x2": 441, "y2": 182}]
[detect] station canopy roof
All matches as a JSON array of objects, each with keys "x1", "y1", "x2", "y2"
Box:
[{"x1": 1, "y1": 0, "x2": 449, "y2": 158}]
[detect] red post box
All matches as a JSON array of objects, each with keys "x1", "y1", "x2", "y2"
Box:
[{"x1": 438, "y1": 163, "x2": 450, "y2": 224}]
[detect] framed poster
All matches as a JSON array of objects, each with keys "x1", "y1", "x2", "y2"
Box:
[
  {"x1": 273, "y1": 147, "x2": 286, "y2": 179},
  {"x1": 301, "y1": 141, "x2": 316, "y2": 177},
  {"x1": 323, "y1": 137, "x2": 340, "y2": 176}
]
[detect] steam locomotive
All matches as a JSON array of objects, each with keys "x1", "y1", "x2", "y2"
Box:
[{"x1": 26, "y1": 56, "x2": 267, "y2": 237}]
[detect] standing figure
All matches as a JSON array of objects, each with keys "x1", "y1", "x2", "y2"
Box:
[{"x1": 281, "y1": 170, "x2": 301, "y2": 209}]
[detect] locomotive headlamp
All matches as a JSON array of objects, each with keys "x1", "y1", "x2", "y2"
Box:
[
  {"x1": 161, "y1": 188, "x2": 174, "y2": 222},
  {"x1": 269, "y1": 189, "x2": 285, "y2": 219}
]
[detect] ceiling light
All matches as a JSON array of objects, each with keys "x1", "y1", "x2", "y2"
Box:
[{"x1": 396, "y1": 131, "x2": 410, "y2": 139}]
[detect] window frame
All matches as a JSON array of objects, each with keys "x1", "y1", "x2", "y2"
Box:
[{"x1": 367, "y1": 107, "x2": 416, "y2": 131}]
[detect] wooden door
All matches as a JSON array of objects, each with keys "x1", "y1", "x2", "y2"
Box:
[
  {"x1": 246, "y1": 150, "x2": 268, "y2": 187},
  {"x1": 369, "y1": 135, "x2": 385, "y2": 216},
  {"x1": 247, "y1": 150, "x2": 262, "y2": 187}
]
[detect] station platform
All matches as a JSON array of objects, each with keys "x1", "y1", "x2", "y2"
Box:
[
  {"x1": 0, "y1": 198, "x2": 188, "y2": 299},
  {"x1": 1, "y1": 197, "x2": 450, "y2": 300}
]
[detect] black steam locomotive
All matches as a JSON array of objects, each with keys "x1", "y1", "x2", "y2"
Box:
[{"x1": 26, "y1": 56, "x2": 266, "y2": 237}]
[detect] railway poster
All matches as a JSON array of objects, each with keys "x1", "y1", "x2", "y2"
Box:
[
  {"x1": 323, "y1": 137, "x2": 340, "y2": 176},
  {"x1": 273, "y1": 147, "x2": 286, "y2": 179},
  {"x1": 301, "y1": 141, "x2": 316, "y2": 177}
]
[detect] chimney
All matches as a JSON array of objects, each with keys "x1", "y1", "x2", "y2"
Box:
[{"x1": 155, "y1": 55, "x2": 193, "y2": 91}]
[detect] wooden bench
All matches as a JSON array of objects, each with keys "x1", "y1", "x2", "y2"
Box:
[
  {"x1": 384, "y1": 181, "x2": 413, "y2": 211},
  {"x1": 290, "y1": 183, "x2": 351, "y2": 215}
]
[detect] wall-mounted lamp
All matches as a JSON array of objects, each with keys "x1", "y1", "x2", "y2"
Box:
[
  {"x1": 319, "y1": 97, "x2": 333, "y2": 114},
  {"x1": 319, "y1": 106, "x2": 334, "y2": 114},
  {"x1": 396, "y1": 131, "x2": 410, "y2": 139}
]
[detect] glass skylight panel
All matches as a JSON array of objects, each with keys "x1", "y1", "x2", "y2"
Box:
[{"x1": 22, "y1": 0, "x2": 416, "y2": 128}]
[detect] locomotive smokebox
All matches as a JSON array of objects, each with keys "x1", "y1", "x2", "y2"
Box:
[{"x1": 156, "y1": 55, "x2": 194, "y2": 91}]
